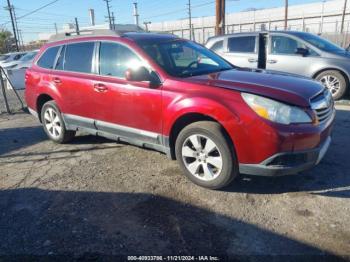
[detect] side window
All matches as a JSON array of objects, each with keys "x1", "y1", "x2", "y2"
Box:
[
  {"x1": 271, "y1": 35, "x2": 306, "y2": 55},
  {"x1": 228, "y1": 36, "x2": 256, "y2": 53},
  {"x1": 99, "y1": 42, "x2": 141, "y2": 78},
  {"x1": 55, "y1": 46, "x2": 65, "y2": 70},
  {"x1": 210, "y1": 40, "x2": 223, "y2": 52},
  {"x1": 37, "y1": 46, "x2": 60, "y2": 69},
  {"x1": 64, "y1": 42, "x2": 95, "y2": 73}
]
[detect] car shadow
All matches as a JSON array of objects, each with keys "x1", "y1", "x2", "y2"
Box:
[
  {"x1": 0, "y1": 126, "x2": 46, "y2": 156},
  {"x1": 226, "y1": 109, "x2": 350, "y2": 198},
  {"x1": 0, "y1": 188, "x2": 344, "y2": 260},
  {"x1": 0, "y1": 123, "x2": 123, "y2": 157}
]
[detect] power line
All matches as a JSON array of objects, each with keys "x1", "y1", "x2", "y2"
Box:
[
  {"x1": 17, "y1": 0, "x2": 60, "y2": 20},
  {"x1": 1, "y1": 0, "x2": 61, "y2": 27}
]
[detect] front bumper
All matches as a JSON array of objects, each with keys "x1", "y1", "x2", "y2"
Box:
[{"x1": 239, "y1": 136, "x2": 331, "y2": 176}]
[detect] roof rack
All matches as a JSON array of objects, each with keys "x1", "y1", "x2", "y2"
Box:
[{"x1": 48, "y1": 29, "x2": 121, "y2": 42}]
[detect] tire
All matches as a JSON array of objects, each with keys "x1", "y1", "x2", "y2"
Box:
[
  {"x1": 175, "y1": 121, "x2": 238, "y2": 189},
  {"x1": 41, "y1": 101, "x2": 75, "y2": 143},
  {"x1": 315, "y1": 70, "x2": 348, "y2": 100}
]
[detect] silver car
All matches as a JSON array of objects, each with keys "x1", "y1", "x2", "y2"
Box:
[{"x1": 206, "y1": 31, "x2": 350, "y2": 100}]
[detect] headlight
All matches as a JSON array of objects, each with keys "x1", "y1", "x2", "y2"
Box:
[{"x1": 241, "y1": 93, "x2": 312, "y2": 124}]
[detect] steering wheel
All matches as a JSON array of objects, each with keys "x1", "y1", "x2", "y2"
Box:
[{"x1": 186, "y1": 60, "x2": 199, "y2": 69}]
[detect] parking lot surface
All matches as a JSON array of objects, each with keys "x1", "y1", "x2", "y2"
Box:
[{"x1": 0, "y1": 106, "x2": 349, "y2": 259}]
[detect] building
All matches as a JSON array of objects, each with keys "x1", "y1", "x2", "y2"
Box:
[{"x1": 148, "y1": 0, "x2": 349, "y2": 45}]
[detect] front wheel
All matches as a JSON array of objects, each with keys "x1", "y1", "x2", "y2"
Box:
[
  {"x1": 316, "y1": 70, "x2": 348, "y2": 100},
  {"x1": 41, "y1": 101, "x2": 75, "y2": 143},
  {"x1": 175, "y1": 121, "x2": 238, "y2": 189}
]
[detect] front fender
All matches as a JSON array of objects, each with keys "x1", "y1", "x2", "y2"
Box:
[{"x1": 163, "y1": 96, "x2": 241, "y2": 145}]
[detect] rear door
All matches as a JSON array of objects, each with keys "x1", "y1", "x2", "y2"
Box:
[
  {"x1": 50, "y1": 41, "x2": 98, "y2": 130},
  {"x1": 223, "y1": 34, "x2": 259, "y2": 68},
  {"x1": 266, "y1": 33, "x2": 320, "y2": 76}
]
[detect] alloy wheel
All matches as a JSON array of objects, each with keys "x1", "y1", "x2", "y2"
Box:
[
  {"x1": 181, "y1": 134, "x2": 223, "y2": 181},
  {"x1": 44, "y1": 107, "x2": 62, "y2": 139},
  {"x1": 320, "y1": 75, "x2": 341, "y2": 96}
]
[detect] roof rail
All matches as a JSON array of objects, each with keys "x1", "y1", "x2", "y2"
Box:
[{"x1": 48, "y1": 29, "x2": 121, "y2": 42}]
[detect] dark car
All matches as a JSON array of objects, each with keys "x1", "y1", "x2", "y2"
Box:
[{"x1": 25, "y1": 31, "x2": 335, "y2": 189}]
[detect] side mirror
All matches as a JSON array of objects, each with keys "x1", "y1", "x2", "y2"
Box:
[
  {"x1": 125, "y1": 66, "x2": 161, "y2": 88},
  {"x1": 295, "y1": 47, "x2": 309, "y2": 57},
  {"x1": 125, "y1": 66, "x2": 151, "y2": 82}
]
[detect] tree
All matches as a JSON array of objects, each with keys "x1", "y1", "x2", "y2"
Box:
[{"x1": 0, "y1": 29, "x2": 12, "y2": 54}]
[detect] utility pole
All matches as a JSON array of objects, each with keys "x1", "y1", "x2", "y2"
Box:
[
  {"x1": 54, "y1": 23, "x2": 58, "y2": 34},
  {"x1": 5, "y1": 0, "x2": 19, "y2": 51},
  {"x1": 103, "y1": 0, "x2": 112, "y2": 30},
  {"x1": 215, "y1": 0, "x2": 225, "y2": 35},
  {"x1": 75, "y1": 17, "x2": 80, "y2": 35},
  {"x1": 133, "y1": 2, "x2": 139, "y2": 26},
  {"x1": 111, "y1": 12, "x2": 116, "y2": 30},
  {"x1": 12, "y1": 6, "x2": 21, "y2": 50},
  {"x1": 340, "y1": 0, "x2": 348, "y2": 33},
  {"x1": 284, "y1": 0, "x2": 288, "y2": 30},
  {"x1": 187, "y1": 0, "x2": 192, "y2": 40},
  {"x1": 143, "y1": 21, "x2": 151, "y2": 32}
]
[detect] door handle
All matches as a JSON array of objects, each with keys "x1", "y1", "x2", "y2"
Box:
[
  {"x1": 93, "y1": 83, "x2": 108, "y2": 92},
  {"x1": 267, "y1": 59, "x2": 277, "y2": 64},
  {"x1": 248, "y1": 58, "x2": 258, "y2": 63},
  {"x1": 53, "y1": 77, "x2": 61, "y2": 84}
]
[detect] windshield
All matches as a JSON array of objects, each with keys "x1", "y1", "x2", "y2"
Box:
[
  {"x1": 138, "y1": 40, "x2": 233, "y2": 77},
  {"x1": 20, "y1": 52, "x2": 38, "y2": 62},
  {"x1": 297, "y1": 33, "x2": 344, "y2": 52}
]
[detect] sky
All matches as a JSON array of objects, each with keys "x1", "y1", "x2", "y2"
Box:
[{"x1": 0, "y1": 0, "x2": 323, "y2": 43}]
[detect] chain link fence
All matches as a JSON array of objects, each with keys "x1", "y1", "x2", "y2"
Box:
[
  {"x1": 0, "y1": 67, "x2": 26, "y2": 115},
  {"x1": 164, "y1": 19, "x2": 350, "y2": 47}
]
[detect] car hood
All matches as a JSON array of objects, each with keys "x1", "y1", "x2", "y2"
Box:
[{"x1": 186, "y1": 68, "x2": 324, "y2": 107}]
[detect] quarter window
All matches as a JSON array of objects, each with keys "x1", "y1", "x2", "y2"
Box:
[
  {"x1": 99, "y1": 42, "x2": 141, "y2": 78},
  {"x1": 37, "y1": 46, "x2": 60, "y2": 69},
  {"x1": 228, "y1": 36, "x2": 256, "y2": 53},
  {"x1": 210, "y1": 40, "x2": 224, "y2": 52},
  {"x1": 64, "y1": 42, "x2": 95, "y2": 73}
]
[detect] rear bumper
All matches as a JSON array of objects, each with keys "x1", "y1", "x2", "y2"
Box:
[{"x1": 239, "y1": 136, "x2": 331, "y2": 176}]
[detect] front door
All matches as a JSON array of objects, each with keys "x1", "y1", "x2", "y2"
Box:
[
  {"x1": 92, "y1": 41, "x2": 162, "y2": 141},
  {"x1": 266, "y1": 34, "x2": 318, "y2": 77}
]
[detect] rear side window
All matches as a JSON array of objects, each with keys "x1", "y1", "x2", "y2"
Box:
[
  {"x1": 37, "y1": 46, "x2": 60, "y2": 69},
  {"x1": 210, "y1": 40, "x2": 224, "y2": 52},
  {"x1": 228, "y1": 36, "x2": 256, "y2": 53},
  {"x1": 64, "y1": 42, "x2": 95, "y2": 73}
]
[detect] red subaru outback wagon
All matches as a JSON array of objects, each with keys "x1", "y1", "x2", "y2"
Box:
[{"x1": 25, "y1": 32, "x2": 335, "y2": 189}]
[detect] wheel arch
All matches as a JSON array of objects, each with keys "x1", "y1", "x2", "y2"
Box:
[
  {"x1": 36, "y1": 93, "x2": 54, "y2": 122},
  {"x1": 312, "y1": 67, "x2": 350, "y2": 85},
  {"x1": 168, "y1": 112, "x2": 236, "y2": 160}
]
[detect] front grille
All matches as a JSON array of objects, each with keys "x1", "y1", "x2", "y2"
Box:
[{"x1": 310, "y1": 90, "x2": 334, "y2": 124}]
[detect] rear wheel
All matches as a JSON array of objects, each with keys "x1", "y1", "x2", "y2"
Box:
[
  {"x1": 175, "y1": 121, "x2": 238, "y2": 189},
  {"x1": 41, "y1": 101, "x2": 75, "y2": 143},
  {"x1": 316, "y1": 70, "x2": 347, "y2": 100}
]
